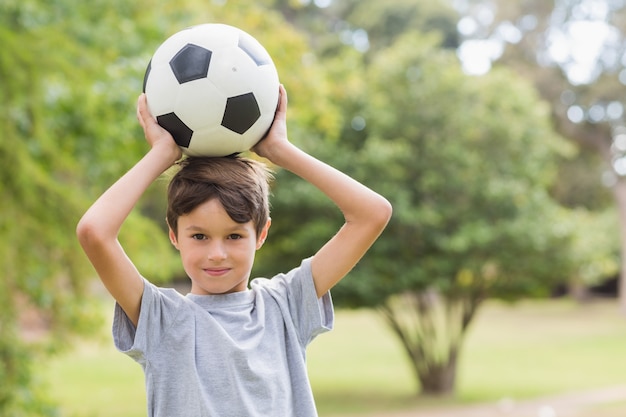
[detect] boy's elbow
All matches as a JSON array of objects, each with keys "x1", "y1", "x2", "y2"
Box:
[
  {"x1": 373, "y1": 196, "x2": 393, "y2": 229},
  {"x1": 76, "y1": 217, "x2": 95, "y2": 247},
  {"x1": 76, "y1": 216, "x2": 107, "y2": 250},
  {"x1": 382, "y1": 197, "x2": 393, "y2": 222}
]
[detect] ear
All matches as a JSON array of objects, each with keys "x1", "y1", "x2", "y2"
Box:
[
  {"x1": 168, "y1": 226, "x2": 180, "y2": 250},
  {"x1": 256, "y1": 218, "x2": 272, "y2": 250}
]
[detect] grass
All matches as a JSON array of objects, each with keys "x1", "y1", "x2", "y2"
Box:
[
  {"x1": 42, "y1": 298, "x2": 626, "y2": 416},
  {"x1": 459, "y1": 299, "x2": 626, "y2": 401},
  {"x1": 45, "y1": 341, "x2": 146, "y2": 417},
  {"x1": 307, "y1": 309, "x2": 418, "y2": 415},
  {"x1": 581, "y1": 400, "x2": 626, "y2": 417}
]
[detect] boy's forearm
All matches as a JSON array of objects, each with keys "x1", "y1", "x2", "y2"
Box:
[{"x1": 271, "y1": 142, "x2": 390, "y2": 223}]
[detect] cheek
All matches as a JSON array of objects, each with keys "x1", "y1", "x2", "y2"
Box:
[
  {"x1": 233, "y1": 241, "x2": 258, "y2": 261},
  {"x1": 178, "y1": 244, "x2": 200, "y2": 263}
]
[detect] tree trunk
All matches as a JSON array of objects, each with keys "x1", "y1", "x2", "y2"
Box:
[
  {"x1": 417, "y1": 351, "x2": 458, "y2": 396},
  {"x1": 379, "y1": 291, "x2": 480, "y2": 397}
]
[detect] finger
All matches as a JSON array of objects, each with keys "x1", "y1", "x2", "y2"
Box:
[
  {"x1": 137, "y1": 93, "x2": 159, "y2": 128},
  {"x1": 277, "y1": 84, "x2": 287, "y2": 113},
  {"x1": 136, "y1": 94, "x2": 148, "y2": 129}
]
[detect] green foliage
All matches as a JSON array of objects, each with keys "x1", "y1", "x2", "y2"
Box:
[
  {"x1": 253, "y1": 18, "x2": 590, "y2": 395},
  {"x1": 1, "y1": 0, "x2": 346, "y2": 413},
  {"x1": 564, "y1": 208, "x2": 620, "y2": 285},
  {"x1": 0, "y1": 0, "x2": 248, "y2": 413},
  {"x1": 268, "y1": 0, "x2": 459, "y2": 57},
  {"x1": 1, "y1": 1, "x2": 97, "y2": 412},
  {"x1": 2, "y1": 0, "x2": 618, "y2": 409},
  {"x1": 281, "y1": 29, "x2": 582, "y2": 395},
  {"x1": 333, "y1": 32, "x2": 577, "y2": 306},
  {"x1": 330, "y1": 0, "x2": 460, "y2": 51}
]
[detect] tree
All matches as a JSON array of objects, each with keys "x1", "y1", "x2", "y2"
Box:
[
  {"x1": 1, "y1": 0, "x2": 326, "y2": 414},
  {"x1": 256, "y1": 25, "x2": 580, "y2": 395},
  {"x1": 256, "y1": 0, "x2": 590, "y2": 396},
  {"x1": 452, "y1": 0, "x2": 624, "y2": 303},
  {"x1": 0, "y1": 1, "x2": 187, "y2": 413},
  {"x1": 347, "y1": 32, "x2": 579, "y2": 395}
]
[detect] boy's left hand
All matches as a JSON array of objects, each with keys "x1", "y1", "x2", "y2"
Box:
[{"x1": 252, "y1": 84, "x2": 289, "y2": 162}]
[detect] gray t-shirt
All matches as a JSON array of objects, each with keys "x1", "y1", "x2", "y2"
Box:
[{"x1": 112, "y1": 258, "x2": 333, "y2": 417}]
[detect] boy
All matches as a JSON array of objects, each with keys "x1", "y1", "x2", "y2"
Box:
[{"x1": 76, "y1": 85, "x2": 392, "y2": 416}]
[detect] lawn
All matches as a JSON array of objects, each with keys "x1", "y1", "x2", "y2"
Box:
[
  {"x1": 459, "y1": 299, "x2": 626, "y2": 401},
  {"x1": 43, "y1": 298, "x2": 626, "y2": 416}
]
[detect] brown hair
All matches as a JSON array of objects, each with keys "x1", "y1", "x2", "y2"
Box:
[{"x1": 166, "y1": 155, "x2": 273, "y2": 237}]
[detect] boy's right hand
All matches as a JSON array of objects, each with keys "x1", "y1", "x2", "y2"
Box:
[{"x1": 136, "y1": 94, "x2": 182, "y2": 162}]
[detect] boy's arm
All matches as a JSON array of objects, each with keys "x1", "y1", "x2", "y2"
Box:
[
  {"x1": 76, "y1": 95, "x2": 181, "y2": 326},
  {"x1": 254, "y1": 86, "x2": 392, "y2": 297}
]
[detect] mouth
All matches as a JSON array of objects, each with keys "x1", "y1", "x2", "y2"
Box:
[{"x1": 203, "y1": 267, "x2": 231, "y2": 277}]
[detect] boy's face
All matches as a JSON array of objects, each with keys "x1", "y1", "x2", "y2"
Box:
[{"x1": 169, "y1": 198, "x2": 270, "y2": 295}]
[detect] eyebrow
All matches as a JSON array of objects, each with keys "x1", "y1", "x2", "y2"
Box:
[
  {"x1": 183, "y1": 224, "x2": 250, "y2": 233},
  {"x1": 184, "y1": 225, "x2": 206, "y2": 232}
]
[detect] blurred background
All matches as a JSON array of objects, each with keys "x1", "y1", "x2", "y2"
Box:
[{"x1": 3, "y1": 0, "x2": 626, "y2": 416}]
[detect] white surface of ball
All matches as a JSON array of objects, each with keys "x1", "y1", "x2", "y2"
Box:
[{"x1": 143, "y1": 24, "x2": 279, "y2": 156}]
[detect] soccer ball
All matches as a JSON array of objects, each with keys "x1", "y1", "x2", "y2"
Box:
[{"x1": 142, "y1": 24, "x2": 280, "y2": 157}]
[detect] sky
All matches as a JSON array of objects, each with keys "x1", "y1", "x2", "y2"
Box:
[
  {"x1": 453, "y1": 0, "x2": 620, "y2": 86},
  {"x1": 452, "y1": 0, "x2": 626, "y2": 178}
]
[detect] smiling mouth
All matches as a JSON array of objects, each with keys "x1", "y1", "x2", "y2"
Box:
[{"x1": 203, "y1": 268, "x2": 230, "y2": 277}]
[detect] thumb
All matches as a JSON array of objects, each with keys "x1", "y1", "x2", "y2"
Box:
[{"x1": 136, "y1": 93, "x2": 155, "y2": 130}]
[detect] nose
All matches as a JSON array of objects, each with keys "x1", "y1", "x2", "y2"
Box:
[{"x1": 206, "y1": 239, "x2": 227, "y2": 261}]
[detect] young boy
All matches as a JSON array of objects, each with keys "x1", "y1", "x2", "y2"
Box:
[{"x1": 76, "y1": 85, "x2": 392, "y2": 416}]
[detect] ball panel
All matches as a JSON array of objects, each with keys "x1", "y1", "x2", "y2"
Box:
[
  {"x1": 246, "y1": 64, "x2": 280, "y2": 113},
  {"x1": 169, "y1": 44, "x2": 212, "y2": 84},
  {"x1": 150, "y1": 28, "x2": 198, "y2": 66},
  {"x1": 157, "y1": 113, "x2": 193, "y2": 148},
  {"x1": 206, "y1": 48, "x2": 257, "y2": 97},
  {"x1": 221, "y1": 93, "x2": 261, "y2": 134},
  {"x1": 189, "y1": 24, "x2": 239, "y2": 51},
  {"x1": 237, "y1": 31, "x2": 272, "y2": 66},
  {"x1": 186, "y1": 126, "x2": 244, "y2": 157},
  {"x1": 172, "y1": 80, "x2": 226, "y2": 130},
  {"x1": 239, "y1": 113, "x2": 274, "y2": 150},
  {"x1": 144, "y1": 63, "x2": 182, "y2": 116}
]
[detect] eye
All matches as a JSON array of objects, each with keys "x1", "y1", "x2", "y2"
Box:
[
  {"x1": 228, "y1": 234, "x2": 242, "y2": 240},
  {"x1": 191, "y1": 233, "x2": 207, "y2": 240}
]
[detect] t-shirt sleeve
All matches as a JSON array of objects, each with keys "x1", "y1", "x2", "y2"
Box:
[
  {"x1": 254, "y1": 258, "x2": 334, "y2": 347},
  {"x1": 112, "y1": 279, "x2": 185, "y2": 365}
]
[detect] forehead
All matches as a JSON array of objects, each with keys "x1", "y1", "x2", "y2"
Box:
[{"x1": 178, "y1": 199, "x2": 255, "y2": 231}]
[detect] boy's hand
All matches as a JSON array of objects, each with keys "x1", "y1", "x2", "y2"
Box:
[
  {"x1": 252, "y1": 84, "x2": 290, "y2": 163},
  {"x1": 136, "y1": 94, "x2": 182, "y2": 162}
]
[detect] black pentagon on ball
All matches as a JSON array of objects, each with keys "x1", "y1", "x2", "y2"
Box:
[
  {"x1": 170, "y1": 43, "x2": 212, "y2": 84},
  {"x1": 157, "y1": 112, "x2": 193, "y2": 148},
  {"x1": 221, "y1": 93, "x2": 261, "y2": 135}
]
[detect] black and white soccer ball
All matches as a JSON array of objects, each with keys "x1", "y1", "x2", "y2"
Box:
[{"x1": 143, "y1": 24, "x2": 280, "y2": 157}]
